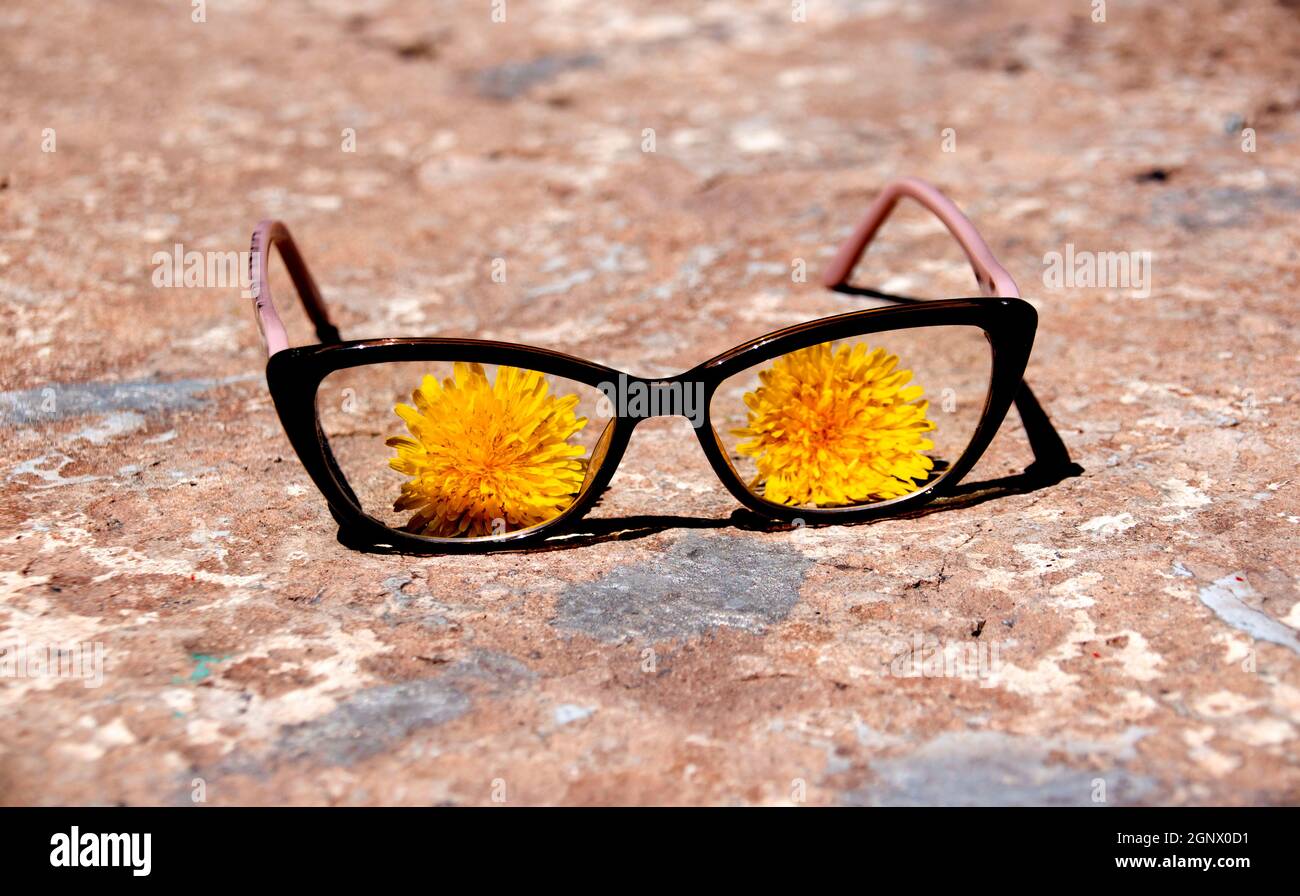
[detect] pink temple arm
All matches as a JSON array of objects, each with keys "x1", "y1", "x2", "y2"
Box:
[
  {"x1": 822, "y1": 179, "x2": 1079, "y2": 477},
  {"x1": 249, "y1": 220, "x2": 341, "y2": 357},
  {"x1": 822, "y1": 177, "x2": 1019, "y2": 299}
]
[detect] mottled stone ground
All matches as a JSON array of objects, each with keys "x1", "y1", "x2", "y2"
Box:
[{"x1": 2, "y1": 0, "x2": 1298, "y2": 806}]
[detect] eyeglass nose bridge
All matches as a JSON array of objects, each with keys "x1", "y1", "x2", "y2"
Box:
[{"x1": 597, "y1": 373, "x2": 710, "y2": 429}]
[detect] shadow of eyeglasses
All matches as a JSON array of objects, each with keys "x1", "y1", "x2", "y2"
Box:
[{"x1": 338, "y1": 386, "x2": 1082, "y2": 557}]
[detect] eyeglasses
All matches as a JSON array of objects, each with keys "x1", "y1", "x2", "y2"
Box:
[{"x1": 249, "y1": 177, "x2": 1073, "y2": 553}]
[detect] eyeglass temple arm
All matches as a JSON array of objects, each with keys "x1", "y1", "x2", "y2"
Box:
[
  {"x1": 822, "y1": 176, "x2": 1020, "y2": 299},
  {"x1": 822, "y1": 178, "x2": 1077, "y2": 477},
  {"x1": 249, "y1": 220, "x2": 342, "y2": 357}
]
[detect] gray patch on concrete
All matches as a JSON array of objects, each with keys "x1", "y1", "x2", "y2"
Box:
[
  {"x1": 452, "y1": 649, "x2": 536, "y2": 687},
  {"x1": 476, "y1": 53, "x2": 601, "y2": 100},
  {"x1": 271, "y1": 650, "x2": 533, "y2": 767},
  {"x1": 276, "y1": 678, "x2": 472, "y2": 766},
  {"x1": 553, "y1": 532, "x2": 812, "y2": 642},
  {"x1": 845, "y1": 731, "x2": 1156, "y2": 807},
  {"x1": 0, "y1": 374, "x2": 256, "y2": 426},
  {"x1": 1198, "y1": 573, "x2": 1300, "y2": 656},
  {"x1": 381, "y1": 574, "x2": 415, "y2": 604},
  {"x1": 1149, "y1": 185, "x2": 1300, "y2": 231},
  {"x1": 378, "y1": 574, "x2": 470, "y2": 629}
]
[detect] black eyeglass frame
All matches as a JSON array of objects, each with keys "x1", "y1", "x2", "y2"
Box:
[{"x1": 250, "y1": 178, "x2": 1075, "y2": 553}]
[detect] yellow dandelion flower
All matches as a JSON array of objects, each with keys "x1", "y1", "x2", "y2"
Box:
[
  {"x1": 385, "y1": 363, "x2": 588, "y2": 537},
  {"x1": 733, "y1": 342, "x2": 936, "y2": 507}
]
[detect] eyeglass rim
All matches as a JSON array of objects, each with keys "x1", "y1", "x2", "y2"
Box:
[
  {"x1": 265, "y1": 297, "x2": 1035, "y2": 552},
  {"x1": 250, "y1": 176, "x2": 1078, "y2": 553}
]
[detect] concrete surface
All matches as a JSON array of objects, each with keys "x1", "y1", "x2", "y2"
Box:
[{"x1": 1, "y1": 0, "x2": 1298, "y2": 805}]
